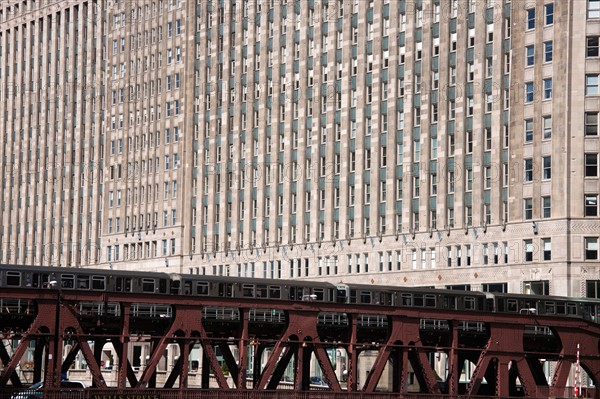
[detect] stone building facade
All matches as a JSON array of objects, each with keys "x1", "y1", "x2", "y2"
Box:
[{"x1": 0, "y1": 0, "x2": 599, "y2": 298}]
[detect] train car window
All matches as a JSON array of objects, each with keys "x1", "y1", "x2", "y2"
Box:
[
  {"x1": 557, "y1": 302, "x2": 566, "y2": 314},
  {"x1": 496, "y1": 298, "x2": 504, "y2": 312},
  {"x1": 507, "y1": 299, "x2": 518, "y2": 312},
  {"x1": 567, "y1": 303, "x2": 577, "y2": 315},
  {"x1": 414, "y1": 294, "x2": 424, "y2": 307},
  {"x1": 314, "y1": 288, "x2": 324, "y2": 301},
  {"x1": 544, "y1": 302, "x2": 556, "y2": 314},
  {"x1": 171, "y1": 280, "x2": 181, "y2": 295},
  {"x1": 328, "y1": 289, "x2": 335, "y2": 302},
  {"x1": 6, "y1": 271, "x2": 21, "y2": 287},
  {"x1": 61, "y1": 275, "x2": 75, "y2": 289},
  {"x1": 195, "y1": 282, "x2": 209, "y2": 295},
  {"x1": 443, "y1": 295, "x2": 457, "y2": 310},
  {"x1": 159, "y1": 279, "x2": 168, "y2": 294},
  {"x1": 269, "y1": 286, "x2": 281, "y2": 299},
  {"x1": 116, "y1": 277, "x2": 123, "y2": 291},
  {"x1": 183, "y1": 281, "x2": 192, "y2": 295},
  {"x1": 256, "y1": 285, "x2": 268, "y2": 298},
  {"x1": 425, "y1": 294, "x2": 436, "y2": 307},
  {"x1": 92, "y1": 276, "x2": 106, "y2": 290},
  {"x1": 289, "y1": 286, "x2": 297, "y2": 300},
  {"x1": 77, "y1": 275, "x2": 90, "y2": 289},
  {"x1": 401, "y1": 294, "x2": 412, "y2": 306},
  {"x1": 350, "y1": 290, "x2": 357, "y2": 304},
  {"x1": 125, "y1": 278, "x2": 132, "y2": 292},
  {"x1": 464, "y1": 297, "x2": 476, "y2": 310},
  {"x1": 360, "y1": 291, "x2": 372, "y2": 304},
  {"x1": 24, "y1": 273, "x2": 32, "y2": 287},
  {"x1": 242, "y1": 284, "x2": 255, "y2": 297},
  {"x1": 142, "y1": 278, "x2": 156, "y2": 293}
]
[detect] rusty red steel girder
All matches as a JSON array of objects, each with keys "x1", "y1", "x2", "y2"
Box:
[{"x1": 0, "y1": 288, "x2": 599, "y2": 398}]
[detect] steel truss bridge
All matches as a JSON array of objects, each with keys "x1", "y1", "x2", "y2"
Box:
[{"x1": 0, "y1": 288, "x2": 599, "y2": 398}]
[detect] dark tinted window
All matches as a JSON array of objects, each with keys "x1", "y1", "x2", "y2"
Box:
[{"x1": 6, "y1": 272, "x2": 21, "y2": 286}]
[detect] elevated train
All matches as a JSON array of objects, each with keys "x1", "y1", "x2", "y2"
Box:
[{"x1": 0, "y1": 264, "x2": 598, "y2": 322}]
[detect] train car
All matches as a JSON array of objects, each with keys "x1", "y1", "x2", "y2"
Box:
[
  {"x1": 2, "y1": 264, "x2": 600, "y2": 324},
  {"x1": 179, "y1": 274, "x2": 338, "y2": 302},
  {"x1": 491, "y1": 292, "x2": 600, "y2": 321},
  {"x1": 0, "y1": 264, "x2": 171, "y2": 294}
]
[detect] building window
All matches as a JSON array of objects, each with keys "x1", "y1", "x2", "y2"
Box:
[
  {"x1": 543, "y1": 156, "x2": 551, "y2": 180},
  {"x1": 589, "y1": 0, "x2": 600, "y2": 18},
  {"x1": 543, "y1": 78, "x2": 552, "y2": 99},
  {"x1": 586, "y1": 75, "x2": 599, "y2": 95},
  {"x1": 585, "y1": 194, "x2": 598, "y2": 216},
  {"x1": 545, "y1": 3, "x2": 554, "y2": 25},
  {"x1": 585, "y1": 153, "x2": 599, "y2": 177},
  {"x1": 524, "y1": 119, "x2": 534, "y2": 142},
  {"x1": 542, "y1": 238, "x2": 551, "y2": 261},
  {"x1": 587, "y1": 280, "x2": 600, "y2": 298},
  {"x1": 542, "y1": 196, "x2": 551, "y2": 218},
  {"x1": 524, "y1": 159, "x2": 533, "y2": 182},
  {"x1": 586, "y1": 112, "x2": 599, "y2": 135},
  {"x1": 542, "y1": 115, "x2": 552, "y2": 139},
  {"x1": 524, "y1": 280, "x2": 549, "y2": 295},
  {"x1": 526, "y1": 45, "x2": 535, "y2": 66},
  {"x1": 524, "y1": 198, "x2": 533, "y2": 220},
  {"x1": 588, "y1": 37, "x2": 599, "y2": 57},
  {"x1": 527, "y1": 7, "x2": 535, "y2": 29},
  {"x1": 524, "y1": 240, "x2": 534, "y2": 262},
  {"x1": 544, "y1": 41, "x2": 553, "y2": 62},
  {"x1": 585, "y1": 237, "x2": 598, "y2": 260},
  {"x1": 525, "y1": 82, "x2": 534, "y2": 102}
]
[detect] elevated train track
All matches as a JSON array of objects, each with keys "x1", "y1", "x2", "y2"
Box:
[{"x1": 0, "y1": 287, "x2": 599, "y2": 398}]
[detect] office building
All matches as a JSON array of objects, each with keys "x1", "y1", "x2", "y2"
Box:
[{"x1": 1, "y1": 0, "x2": 599, "y2": 298}]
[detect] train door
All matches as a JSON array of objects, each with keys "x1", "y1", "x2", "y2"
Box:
[
  {"x1": 183, "y1": 280, "x2": 192, "y2": 295},
  {"x1": 115, "y1": 277, "x2": 132, "y2": 292},
  {"x1": 218, "y1": 283, "x2": 233, "y2": 297},
  {"x1": 31, "y1": 273, "x2": 50, "y2": 288},
  {"x1": 170, "y1": 279, "x2": 181, "y2": 295}
]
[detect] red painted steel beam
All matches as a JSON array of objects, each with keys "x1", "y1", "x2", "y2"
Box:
[
  {"x1": 0, "y1": 337, "x2": 23, "y2": 387},
  {"x1": 3, "y1": 287, "x2": 600, "y2": 396}
]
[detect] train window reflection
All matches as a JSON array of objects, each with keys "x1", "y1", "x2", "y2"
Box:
[
  {"x1": 269, "y1": 286, "x2": 281, "y2": 299},
  {"x1": 256, "y1": 285, "x2": 268, "y2": 298},
  {"x1": 545, "y1": 302, "x2": 556, "y2": 314},
  {"x1": 507, "y1": 299, "x2": 518, "y2": 312},
  {"x1": 92, "y1": 276, "x2": 106, "y2": 290},
  {"x1": 242, "y1": 284, "x2": 255, "y2": 297},
  {"x1": 78, "y1": 275, "x2": 90, "y2": 289},
  {"x1": 567, "y1": 303, "x2": 577, "y2": 315},
  {"x1": 401, "y1": 294, "x2": 412, "y2": 306},
  {"x1": 196, "y1": 282, "x2": 209, "y2": 295},
  {"x1": 61, "y1": 275, "x2": 75, "y2": 289}
]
